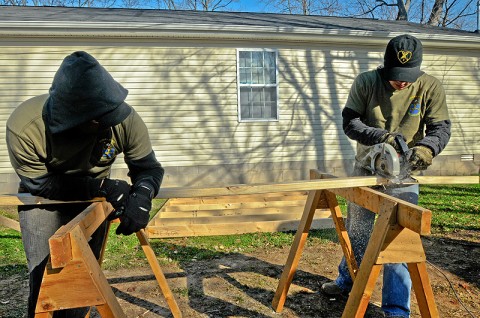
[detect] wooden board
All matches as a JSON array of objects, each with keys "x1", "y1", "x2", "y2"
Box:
[
  {"x1": 1, "y1": 175, "x2": 477, "y2": 205},
  {"x1": 0, "y1": 214, "x2": 20, "y2": 231},
  {"x1": 147, "y1": 218, "x2": 335, "y2": 238},
  {"x1": 147, "y1": 191, "x2": 334, "y2": 238}
]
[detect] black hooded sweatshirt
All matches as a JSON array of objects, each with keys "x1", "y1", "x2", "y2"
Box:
[{"x1": 6, "y1": 51, "x2": 163, "y2": 200}]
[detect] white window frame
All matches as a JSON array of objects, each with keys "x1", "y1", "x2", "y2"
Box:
[{"x1": 236, "y1": 48, "x2": 279, "y2": 122}]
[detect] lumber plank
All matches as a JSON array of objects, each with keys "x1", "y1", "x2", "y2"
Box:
[
  {"x1": 147, "y1": 218, "x2": 334, "y2": 238},
  {"x1": 154, "y1": 209, "x2": 331, "y2": 226},
  {"x1": 328, "y1": 187, "x2": 431, "y2": 235},
  {"x1": 167, "y1": 192, "x2": 308, "y2": 205},
  {"x1": 1, "y1": 175, "x2": 476, "y2": 206},
  {"x1": 0, "y1": 214, "x2": 20, "y2": 231},
  {"x1": 161, "y1": 199, "x2": 306, "y2": 212},
  {"x1": 156, "y1": 206, "x2": 307, "y2": 218},
  {"x1": 156, "y1": 176, "x2": 381, "y2": 198},
  {"x1": 413, "y1": 175, "x2": 478, "y2": 184},
  {"x1": 0, "y1": 193, "x2": 103, "y2": 206}
]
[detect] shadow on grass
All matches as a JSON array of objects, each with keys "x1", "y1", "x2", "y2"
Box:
[{"x1": 106, "y1": 231, "x2": 384, "y2": 318}]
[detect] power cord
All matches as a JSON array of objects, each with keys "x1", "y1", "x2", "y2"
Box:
[{"x1": 426, "y1": 260, "x2": 477, "y2": 318}]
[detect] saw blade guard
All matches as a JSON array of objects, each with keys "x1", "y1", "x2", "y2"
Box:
[{"x1": 370, "y1": 143, "x2": 401, "y2": 178}]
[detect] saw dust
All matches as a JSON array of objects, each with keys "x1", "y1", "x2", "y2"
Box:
[{"x1": 2, "y1": 230, "x2": 479, "y2": 318}]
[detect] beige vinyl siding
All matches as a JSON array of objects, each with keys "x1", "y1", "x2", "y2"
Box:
[
  {"x1": 422, "y1": 50, "x2": 480, "y2": 155},
  {"x1": 0, "y1": 37, "x2": 479, "y2": 188}
]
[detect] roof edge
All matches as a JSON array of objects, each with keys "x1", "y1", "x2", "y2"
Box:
[{"x1": 0, "y1": 22, "x2": 479, "y2": 49}]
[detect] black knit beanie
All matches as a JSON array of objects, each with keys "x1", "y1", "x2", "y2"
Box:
[
  {"x1": 384, "y1": 34, "x2": 423, "y2": 82},
  {"x1": 45, "y1": 51, "x2": 131, "y2": 134}
]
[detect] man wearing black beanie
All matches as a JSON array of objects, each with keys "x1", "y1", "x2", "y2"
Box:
[
  {"x1": 321, "y1": 35, "x2": 451, "y2": 318},
  {"x1": 6, "y1": 51, "x2": 164, "y2": 317}
]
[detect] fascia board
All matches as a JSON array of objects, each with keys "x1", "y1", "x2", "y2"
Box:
[{"x1": 0, "y1": 21, "x2": 479, "y2": 49}]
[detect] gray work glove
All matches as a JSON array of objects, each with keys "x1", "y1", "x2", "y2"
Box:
[
  {"x1": 382, "y1": 133, "x2": 406, "y2": 153},
  {"x1": 116, "y1": 182, "x2": 154, "y2": 236},
  {"x1": 409, "y1": 146, "x2": 433, "y2": 171}
]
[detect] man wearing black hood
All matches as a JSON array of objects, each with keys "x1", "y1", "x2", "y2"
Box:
[{"x1": 6, "y1": 51, "x2": 164, "y2": 317}]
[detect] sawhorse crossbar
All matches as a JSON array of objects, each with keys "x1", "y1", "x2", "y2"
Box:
[
  {"x1": 34, "y1": 201, "x2": 182, "y2": 318},
  {"x1": 272, "y1": 170, "x2": 439, "y2": 318}
]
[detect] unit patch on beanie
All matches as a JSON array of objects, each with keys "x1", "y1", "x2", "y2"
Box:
[{"x1": 398, "y1": 50, "x2": 413, "y2": 64}]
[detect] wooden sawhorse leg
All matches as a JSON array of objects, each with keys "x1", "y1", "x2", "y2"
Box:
[
  {"x1": 136, "y1": 229, "x2": 182, "y2": 317},
  {"x1": 34, "y1": 202, "x2": 182, "y2": 318},
  {"x1": 272, "y1": 170, "x2": 439, "y2": 317},
  {"x1": 272, "y1": 174, "x2": 358, "y2": 312},
  {"x1": 342, "y1": 201, "x2": 439, "y2": 318}
]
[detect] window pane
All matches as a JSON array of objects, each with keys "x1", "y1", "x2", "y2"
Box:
[
  {"x1": 239, "y1": 51, "x2": 251, "y2": 68},
  {"x1": 264, "y1": 87, "x2": 277, "y2": 119},
  {"x1": 240, "y1": 87, "x2": 251, "y2": 118},
  {"x1": 252, "y1": 51, "x2": 263, "y2": 67},
  {"x1": 264, "y1": 67, "x2": 276, "y2": 84},
  {"x1": 264, "y1": 87, "x2": 277, "y2": 103},
  {"x1": 251, "y1": 67, "x2": 263, "y2": 84},
  {"x1": 251, "y1": 88, "x2": 263, "y2": 118},
  {"x1": 264, "y1": 52, "x2": 276, "y2": 68},
  {"x1": 239, "y1": 68, "x2": 251, "y2": 84}
]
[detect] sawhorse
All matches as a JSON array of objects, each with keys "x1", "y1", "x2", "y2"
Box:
[
  {"x1": 34, "y1": 201, "x2": 182, "y2": 318},
  {"x1": 272, "y1": 170, "x2": 439, "y2": 317}
]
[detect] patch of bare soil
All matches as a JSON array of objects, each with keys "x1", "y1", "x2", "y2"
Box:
[{"x1": 2, "y1": 230, "x2": 479, "y2": 318}]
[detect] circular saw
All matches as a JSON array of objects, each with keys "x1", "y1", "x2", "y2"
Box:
[
  {"x1": 366, "y1": 135, "x2": 417, "y2": 183},
  {"x1": 369, "y1": 143, "x2": 401, "y2": 179}
]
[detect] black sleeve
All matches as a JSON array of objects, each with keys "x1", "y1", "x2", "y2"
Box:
[
  {"x1": 126, "y1": 150, "x2": 164, "y2": 196},
  {"x1": 342, "y1": 107, "x2": 388, "y2": 145},
  {"x1": 18, "y1": 174, "x2": 102, "y2": 201},
  {"x1": 415, "y1": 120, "x2": 451, "y2": 157}
]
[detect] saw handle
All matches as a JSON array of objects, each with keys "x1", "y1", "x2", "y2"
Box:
[{"x1": 394, "y1": 134, "x2": 410, "y2": 156}]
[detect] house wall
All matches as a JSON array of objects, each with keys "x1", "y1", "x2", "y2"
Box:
[{"x1": 0, "y1": 37, "x2": 478, "y2": 193}]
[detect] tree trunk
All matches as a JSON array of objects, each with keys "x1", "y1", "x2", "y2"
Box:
[
  {"x1": 427, "y1": 0, "x2": 446, "y2": 26},
  {"x1": 396, "y1": 0, "x2": 408, "y2": 20}
]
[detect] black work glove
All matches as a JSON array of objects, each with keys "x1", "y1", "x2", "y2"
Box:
[
  {"x1": 382, "y1": 133, "x2": 406, "y2": 153},
  {"x1": 409, "y1": 146, "x2": 433, "y2": 171},
  {"x1": 96, "y1": 178, "x2": 131, "y2": 211},
  {"x1": 116, "y1": 182, "x2": 154, "y2": 236}
]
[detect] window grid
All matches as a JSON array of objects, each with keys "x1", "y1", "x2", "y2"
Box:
[{"x1": 237, "y1": 49, "x2": 278, "y2": 122}]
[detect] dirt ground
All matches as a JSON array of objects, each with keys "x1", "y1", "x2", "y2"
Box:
[{"x1": 1, "y1": 229, "x2": 479, "y2": 318}]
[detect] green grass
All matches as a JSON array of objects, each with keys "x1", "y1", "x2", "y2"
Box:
[
  {"x1": 1, "y1": 184, "x2": 478, "y2": 271},
  {"x1": 419, "y1": 184, "x2": 479, "y2": 233},
  {"x1": 0, "y1": 228, "x2": 27, "y2": 278}
]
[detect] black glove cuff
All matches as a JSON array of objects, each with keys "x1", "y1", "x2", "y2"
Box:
[
  {"x1": 133, "y1": 181, "x2": 155, "y2": 200},
  {"x1": 89, "y1": 178, "x2": 104, "y2": 197}
]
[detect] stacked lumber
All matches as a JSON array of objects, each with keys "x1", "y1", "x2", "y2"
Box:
[{"x1": 146, "y1": 191, "x2": 334, "y2": 238}]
